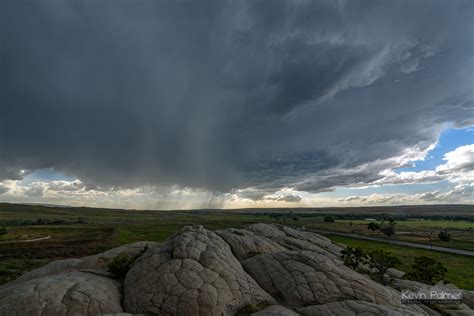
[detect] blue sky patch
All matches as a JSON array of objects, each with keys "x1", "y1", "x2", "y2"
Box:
[
  {"x1": 21, "y1": 169, "x2": 76, "y2": 184},
  {"x1": 397, "y1": 126, "x2": 474, "y2": 172}
]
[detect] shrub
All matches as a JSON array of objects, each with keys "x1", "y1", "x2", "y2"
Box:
[
  {"x1": 107, "y1": 244, "x2": 149, "y2": 279},
  {"x1": 367, "y1": 222, "x2": 380, "y2": 231},
  {"x1": 403, "y1": 256, "x2": 447, "y2": 285},
  {"x1": 107, "y1": 253, "x2": 133, "y2": 279},
  {"x1": 323, "y1": 216, "x2": 335, "y2": 223},
  {"x1": 380, "y1": 224, "x2": 395, "y2": 238},
  {"x1": 341, "y1": 247, "x2": 401, "y2": 285},
  {"x1": 341, "y1": 247, "x2": 367, "y2": 272},
  {"x1": 77, "y1": 217, "x2": 88, "y2": 224},
  {"x1": 0, "y1": 227, "x2": 7, "y2": 235},
  {"x1": 438, "y1": 229, "x2": 451, "y2": 242},
  {"x1": 366, "y1": 250, "x2": 401, "y2": 284}
]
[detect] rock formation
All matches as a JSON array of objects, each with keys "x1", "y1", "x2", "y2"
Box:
[{"x1": 0, "y1": 223, "x2": 471, "y2": 315}]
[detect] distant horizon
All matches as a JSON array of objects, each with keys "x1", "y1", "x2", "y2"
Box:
[{"x1": 1, "y1": 201, "x2": 473, "y2": 213}]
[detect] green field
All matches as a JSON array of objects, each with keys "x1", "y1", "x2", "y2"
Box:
[
  {"x1": 321, "y1": 219, "x2": 474, "y2": 251},
  {"x1": 326, "y1": 234, "x2": 474, "y2": 290},
  {"x1": 338, "y1": 219, "x2": 474, "y2": 229},
  {"x1": 0, "y1": 203, "x2": 473, "y2": 288}
]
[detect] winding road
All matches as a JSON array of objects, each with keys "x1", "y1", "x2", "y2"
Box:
[
  {"x1": 0, "y1": 235, "x2": 51, "y2": 244},
  {"x1": 309, "y1": 229, "x2": 474, "y2": 257}
]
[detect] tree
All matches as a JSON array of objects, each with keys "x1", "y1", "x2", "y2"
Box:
[
  {"x1": 323, "y1": 216, "x2": 335, "y2": 223},
  {"x1": 340, "y1": 247, "x2": 401, "y2": 285},
  {"x1": 438, "y1": 229, "x2": 451, "y2": 242},
  {"x1": 367, "y1": 222, "x2": 380, "y2": 231},
  {"x1": 403, "y1": 256, "x2": 447, "y2": 285},
  {"x1": 380, "y1": 224, "x2": 395, "y2": 238},
  {"x1": 0, "y1": 227, "x2": 7, "y2": 235},
  {"x1": 367, "y1": 250, "x2": 401, "y2": 284},
  {"x1": 341, "y1": 247, "x2": 367, "y2": 272}
]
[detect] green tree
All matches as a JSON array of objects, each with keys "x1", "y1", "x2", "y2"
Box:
[
  {"x1": 367, "y1": 250, "x2": 401, "y2": 285},
  {"x1": 340, "y1": 247, "x2": 401, "y2": 285},
  {"x1": 341, "y1": 247, "x2": 367, "y2": 272},
  {"x1": 438, "y1": 229, "x2": 451, "y2": 242},
  {"x1": 403, "y1": 256, "x2": 447, "y2": 285},
  {"x1": 323, "y1": 216, "x2": 335, "y2": 223},
  {"x1": 380, "y1": 224, "x2": 395, "y2": 238},
  {"x1": 0, "y1": 227, "x2": 7, "y2": 235},
  {"x1": 367, "y1": 222, "x2": 380, "y2": 231}
]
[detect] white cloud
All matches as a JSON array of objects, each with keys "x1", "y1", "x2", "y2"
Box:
[
  {"x1": 371, "y1": 144, "x2": 474, "y2": 186},
  {"x1": 436, "y1": 144, "x2": 474, "y2": 181},
  {"x1": 373, "y1": 170, "x2": 442, "y2": 185},
  {"x1": 417, "y1": 183, "x2": 473, "y2": 202},
  {"x1": 338, "y1": 183, "x2": 473, "y2": 205},
  {"x1": 262, "y1": 187, "x2": 303, "y2": 203}
]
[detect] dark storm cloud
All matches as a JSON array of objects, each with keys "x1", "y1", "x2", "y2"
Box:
[
  {"x1": 1, "y1": 0, "x2": 473, "y2": 194},
  {"x1": 272, "y1": 195, "x2": 303, "y2": 203}
]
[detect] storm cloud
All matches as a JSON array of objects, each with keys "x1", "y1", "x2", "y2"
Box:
[{"x1": 1, "y1": 0, "x2": 473, "y2": 197}]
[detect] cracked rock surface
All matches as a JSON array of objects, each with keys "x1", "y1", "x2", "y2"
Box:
[
  {"x1": 0, "y1": 223, "x2": 465, "y2": 315},
  {"x1": 124, "y1": 225, "x2": 275, "y2": 315},
  {"x1": 242, "y1": 250, "x2": 401, "y2": 308},
  {"x1": 10, "y1": 241, "x2": 156, "y2": 286},
  {"x1": 0, "y1": 271, "x2": 123, "y2": 315},
  {"x1": 250, "y1": 305, "x2": 299, "y2": 316},
  {"x1": 297, "y1": 300, "x2": 423, "y2": 316}
]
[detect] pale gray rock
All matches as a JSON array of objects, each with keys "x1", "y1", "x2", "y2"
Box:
[
  {"x1": 124, "y1": 225, "x2": 275, "y2": 316},
  {"x1": 216, "y1": 228, "x2": 286, "y2": 260},
  {"x1": 298, "y1": 300, "x2": 424, "y2": 316},
  {"x1": 462, "y1": 290, "x2": 474, "y2": 309},
  {"x1": 251, "y1": 305, "x2": 299, "y2": 316},
  {"x1": 246, "y1": 224, "x2": 343, "y2": 260},
  {"x1": 9, "y1": 241, "x2": 155, "y2": 285},
  {"x1": 246, "y1": 223, "x2": 288, "y2": 238},
  {"x1": 0, "y1": 271, "x2": 124, "y2": 316},
  {"x1": 386, "y1": 268, "x2": 405, "y2": 279},
  {"x1": 7, "y1": 258, "x2": 82, "y2": 286},
  {"x1": 79, "y1": 241, "x2": 156, "y2": 270},
  {"x1": 242, "y1": 250, "x2": 403, "y2": 308},
  {"x1": 392, "y1": 278, "x2": 430, "y2": 292}
]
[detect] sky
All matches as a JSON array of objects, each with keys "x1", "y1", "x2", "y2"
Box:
[{"x1": 0, "y1": 0, "x2": 473, "y2": 210}]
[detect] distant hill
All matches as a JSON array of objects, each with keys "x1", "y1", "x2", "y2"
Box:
[{"x1": 0, "y1": 202, "x2": 473, "y2": 218}]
